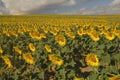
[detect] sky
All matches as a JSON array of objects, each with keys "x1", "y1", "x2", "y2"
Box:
[{"x1": 0, "y1": 0, "x2": 120, "y2": 15}]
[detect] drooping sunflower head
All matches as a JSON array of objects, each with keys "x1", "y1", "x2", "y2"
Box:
[
  {"x1": 45, "y1": 44, "x2": 52, "y2": 53},
  {"x1": 29, "y1": 43, "x2": 36, "y2": 52},
  {"x1": 48, "y1": 54, "x2": 63, "y2": 66},
  {"x1": 13, "y1": 46, "x2": 22, "y2": 55},
  {"x1": 109, "y1": 75, "x2": 120, "y2": 80},
  {"x1": 23, "y1": 53, "x2": 34, "y2": 65},
  {"x1": 85, "y1": 53, "x2": 99, "y2": 67},
  {"x1": 0, "y1": 46, "x2": 3, "y2": 54},
  {"x1": 1, "y1": 56, "x2": 13, "y2": 68}
]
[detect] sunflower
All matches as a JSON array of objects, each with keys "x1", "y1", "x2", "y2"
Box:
[
  {"x1": 109, "y1": 75, "x2": 120, "y2": 80},
  {"x1": 10, "y1": 31, "x2": 18, "y2": 37},
  {"x1": 13, "y1": 46, "x2": 22, "y2": 55},
  {"x1": 50, "y1": 28, "x2": 58, "y2": 35},
  {"x1": 49, "y1": 54, "x2": 63, "y2": 66},
  {"x1": 85, "y1": 53, "x2": 99, "y2": 67},
  {"x1": 89, "y1": 32, "x2": 100, "y2": 42},
  {"x1": 45, "y1": 44, "x2": 52, "y2": 53},
  {"x1": 105, "y1": 32, "x2": 115, "y2": 40},
  {"x1": 77, "y1": 29, "x2": 84, "y2": 36},
  {"x1": 66, "y1": 31, "x2": 75, "y2": 39},
  {"x1": 74, "y1": 77, "x2": 84, "y2": 80},
  {"x1": 23, "y1": 53, "x2": 34, "y2": 65},
  {"x1": 1, "y1": 56, "x2": 13, "y2": 68},
  {"x1": 29, "y1": 31, "x2": 41, "y2": 40},
  {"x1": 115, "y1": 30, "x2": 120, "y2": 39},
  {"x1": 56, "y1": 34, "x2": 66, "y2": 46},
  {"x1": 29, "y1": 43, "x2": 35, "y2": 52},
  {"x1": 0, "y1": 46, "x2": 3, "y2": 54},
  {"x1": 18, "y1": 28, "x2": 24, "y2": 35},
  {"x1": 40, "y1": 33, "x2": 46, "y2": 38}
]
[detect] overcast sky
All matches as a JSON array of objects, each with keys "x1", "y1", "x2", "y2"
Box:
[{"x1": 0, "y1": 0, "x2": 120, "y2": 15}]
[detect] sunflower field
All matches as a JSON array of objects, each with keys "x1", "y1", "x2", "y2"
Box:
[{"x1": 0, "y1": 15, "x2": 120, "y2": 80}]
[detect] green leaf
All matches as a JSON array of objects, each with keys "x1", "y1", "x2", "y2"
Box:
[
  {"x1": 100, "y1": 54, "x2": 111, "y2": 66},
  {"x1": 112, "y1": 53, "x2": 120, "y2": 61},
  {"x1": 89, "y1": 72, "x2": 98, "y2": 80},
  {"x1": 38, "y1": 71, "x2": 44, "y2": 79},
  {"x1": 109, "y1": 66, "x2": 119, "y2": 74}
]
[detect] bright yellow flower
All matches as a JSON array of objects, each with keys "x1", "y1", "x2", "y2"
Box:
[
  {"x1": 85, "y1": 53, "x2": 99, "y2": 67},
  {"x1": 109, "y1": 75, "x2": 120, "y2": 80},
  {"x1": 50, "y1": 29, "x2": 58, "y2": 35},
  {"x1": 115, "y1": 30, "x2": 120, "y2": 39},
  {"x1": 40, "y1": 33, "x2": 46, "y2": 38},
  {"x1": 66, "y1": 31, "x2": 75, "y2": 39},
  {"x1": 29, "y1": 43, "x2": 35, "y2": 52},
  {"x1": 77, "y1": 29, "x2": 84, "y2": 36},
  {"x1": 89, "y1": 32, "x2": 100, "y2": 42},
  {"x1": 1, "y1": 56, "x2": 13, "y2": 68},
  {"x1": 18, "y1": 28, "x2": 24, "y2": 35},
  {"x1": 105, "y1": 32, "x2": 115, "y2": 40},
  {"x1": 29, "y1": 31, "x2": 41, "y2": 40},
  {"x1": 13, "y1": 46, "x2": 22, "y2": 55},
  {"x1": 23, "y1": 53, "x2": 34, "y2": 64},
  {"x1": 74, "y1": 77, "x2": 84, "y2": 80},
  {"x1": 49, "y1": 54, "x2": 63, "y2": 66},
  {"x1": 0, "y1": 46, "x2": 3, "y2": 54},
  {"x1": 45, "y1": 44, "x2": 52, "y2": 53},
  {"x1": 10, "y1": 31, "x2": 18, "y2": 37},
  {"x1": 56, "y1": 34, "x2": 66, "y2": 46},
  {"x1": 43, "y1": 28, "x2": 49, "y2": 33}
]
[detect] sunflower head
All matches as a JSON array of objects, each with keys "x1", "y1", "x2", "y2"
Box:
[
  {"x1": 29, "y1": 43, "x2": 36, "y2": 52},
  {"x1": 13, "y1": 46, "x2": 22, "y2": 55},
  {"x1": 1, "y1": 56, "x2": 13, "y2": 68},
  {"x1": 0, "y1": 46, "x2": 3, "y2": 54},
  {"x1": 85, "y1": 53, "x2": 99, "y2": 67},
  {"x1": 48, "y1": 54, "x2": 63, "y2": 66},
  {"x1": 23, "y1": 53, "x2": 34, "y2": 65},
  {"x1": 109, "y1": 75, "x2": 120, "y2": 80},
  {"x1": 45, "y1": 44, "x2": 52, "y2": 53},
  {"x1": 56, "y1": 34, "x2": 66, "y2": 46}
]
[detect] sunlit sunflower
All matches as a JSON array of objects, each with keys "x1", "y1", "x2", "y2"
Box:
[
  {"x1": 43, "y1": 28, "x2": 49, "y2": 33},
  {"x1": 49, "y1": 54, "x2": 63, "y2": 66},
  {"x1": 13, "y1": 46, "x2": 22, "y2": 55},
  {"x1": 40, "y1": 33, "x2": 46, "y2": 38},
  {"x1": 23, "y1": 53, "x2": 34, "y2": 65},
  {"x1": 74, "y1": 77, "x2": 84, "y2": 80},
  {"x1": 29, "y1": 31, "x2": 41, "y2": 40},
  {"x1": 77, "y1": 29, "x2": 84, "y2": 36},
  {"x1": 29, "y1": 43, "x2": 35, "y2": 52},
  {"x1": 85, "y1": 53, "x2": 99, "y2": 67},
  {"x1": 89, "y1": 32, "x2": 100, "y2": 42},
  {"x1": 45, "y1": 44, "x2": 52, "y2": 53},
  {"x1": 0, "y1": 46, "x2": 3, "y2": 54},
  {"x1": 10, "y1": 31, "x2": 18, "y2": 37},
  {"x1": 109, "y1": 75, "x2": 120, "y2": 80},
  {"x1": 56, "y1": 34, "x2": 66, "y2": 46},
  {"x1": 66, "y1": 31, "x2": 75, "y2": 39},
  {"x1": 105, "y1": 32, "x2": 115, "y2": 40},
  {"x1": 50, "y1": 28, "x2": 58, "y2": 35},
  {"x1": 18, "y1": 28, "x2": 24, "y2": 35},
  {"x1": 1, "y1": 56, "x2": 13, "y2": 68},
  {"x1": 115, "y1": 30, "x2": 120, "y2": 39}
]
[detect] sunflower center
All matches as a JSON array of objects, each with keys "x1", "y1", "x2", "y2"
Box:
[{"x1": 90, "y1": 56, "x2": 97, "y2": 63}]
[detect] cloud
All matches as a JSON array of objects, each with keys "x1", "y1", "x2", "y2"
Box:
[
  {"x1": 111, "y1": 0, "x2": 120, "y2": 5},
  {"x1": 0, "y1": 0, "x2": 9, "y2": 14},
  {"x1": 1, "y1": 0, "x2": 65, "y2": 14},
  {"x1": 62, "y1": 0, "x2": 76, "y2": 6},
  {"x1": 74, "y1": 0, "x2": 120, "y2": 15}
]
